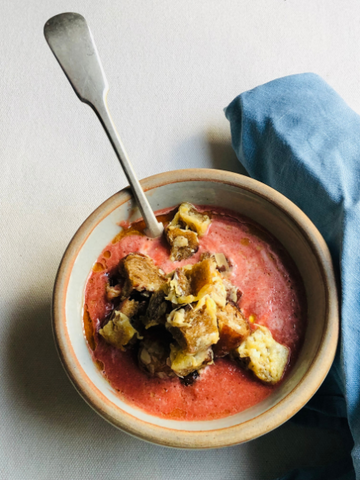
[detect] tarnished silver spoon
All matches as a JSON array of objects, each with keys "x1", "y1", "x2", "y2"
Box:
[{"x1": 44, "y1": 12, "x2": 164, "y2": 238}]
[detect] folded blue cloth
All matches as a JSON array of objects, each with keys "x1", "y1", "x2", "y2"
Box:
[{"x1": 225, "y1": 73, "x2": 360, "y2": 480}]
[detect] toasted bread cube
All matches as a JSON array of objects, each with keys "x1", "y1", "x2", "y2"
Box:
[
  {"x1": 99, "y1": 310, "x2": 142, "y2": 351},
  {"x1": 165, "y1": 203, "x2": 209, "y2": 262},
  {"x1": 171, "y1": 202, "x2": 211, "y2": 236},
  {"x1": 213, "y1": 303, "x2": 250, "y2": 357},
  {"x1": 186, "y1": 257, "x2": 215, "y2": 293},
  {"x1": 171, "y1": 268, "x2": 192, "y2": 296},
  {"x1": 165, "y1": 258, "x2": 227, "y2": 307},
  {"x1": 118, "y1": 298, "x2": 141, "y2": 318},
  {"x1": 185, "y1": 258, "x2": 227, "y2": 308},
  {"x1": 142, "y1": 290, "x2": 168, "y2": 329},
  {"x1": 166, "y1": 268, "x2": 194, "y2": 304},
  {"x1": 119, "y1": 253, "x2": 166, "y2": 298},
  {"x1": 166, "y1": 296, "x2": 219, "y2": 354},
  {"x1": 169, "y1": 344, "x2": 213, "y2": 377},
  {"x1": 235, "y1": 325, "x2": 289, "y2": 384},
  {"x1": 195, "y1": 274, "x2": 227, "y2": 308},
  {"x1": 166, "y1": 226, "x2": 199, "y2": 261},
  {"x1": 138, "y1": 336, "x2": 175, "y2": 379}
]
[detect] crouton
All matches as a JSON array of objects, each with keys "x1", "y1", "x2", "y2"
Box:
[
  {"x1": 222, "y1": 278, "x2": 242, "y2": 303},
  {"x1": 187, "y1": 258, "x2": 227, "y2": 307},
  {"x1": 195, "y1": 273, "x2": 227, "y2": 308},
  {"x1": 118, "y1": 298, "x2": 141, "y2": 318},
  {"x1": 166, "y1": 226, "x2": 199, "y2": 261},
  {"x1": 142, "y1": 290, "x2": 169, "y2": 329},
  {"x1": 138, "y1": 336, "x2": 175, "y2": 379},
  {"x1": 186, "y1": 257, "x2": 215, "y2": 293},
  {"x1": 170, "y1": 202, "x2": 211, "y2": 236},
  {"x1": 99, "y1": 310, "x2": 142, "y2": 351},
  {"x1": 171, "y1": 268, "x2": 192, "y2": 296},
  {"x1": 234, "y1": 325, "x2": 289, "y2": 384},
  {"x1": 119, "y1": 253, "x2": 166, "y2": 298},
  {"x1": 213, "y1": 303, "x2": 250, "y2": 357},
  {"x1": 166, "y1": 296, "x2": 219, "y2": 354},
  {"x1": 165, "y1": 268, "x2": 193, "y2": 304},
  {"x1": 186, "y1": 258, "x2": 227, "y2": 308},
  {"x1": 164, "y1": 203, "x2": 211, "y2": 261},
  {"x1": 165, "y1": 258, "x2": 227, "y2": 307},
  {"x1": 169, "y1": 344, "x2": 213, "y2": 377}
]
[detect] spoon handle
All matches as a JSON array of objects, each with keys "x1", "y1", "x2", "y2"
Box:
[{"x1": 44, "y1": 12, "x2": 163, "y2": 238}]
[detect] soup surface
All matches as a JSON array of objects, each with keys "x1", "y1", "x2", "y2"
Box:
[{"x1": 83, "y1": 206, "x2": 306, "y2": 421}]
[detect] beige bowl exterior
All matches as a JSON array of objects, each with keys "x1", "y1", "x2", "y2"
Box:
[{"x1": 52, "y1": 169, "x2": 338, "y2": 449}]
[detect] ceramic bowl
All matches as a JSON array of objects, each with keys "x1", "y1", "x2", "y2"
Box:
[{"x1": 52, "y1": 169, "x2": 338, "y2": 448}]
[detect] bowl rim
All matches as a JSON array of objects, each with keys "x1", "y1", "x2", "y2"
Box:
[{"x1": 52, "y1": 168, "x2": 338, "y2": 449}]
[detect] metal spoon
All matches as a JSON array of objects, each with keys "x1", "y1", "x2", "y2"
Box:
[{"x1": 44, "y1": 12, "x2": 164, "y2": 238}]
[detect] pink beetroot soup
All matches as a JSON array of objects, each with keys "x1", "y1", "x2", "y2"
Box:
[{"x1": 83, "y1": 206, "x2": 306, "y2": 421}]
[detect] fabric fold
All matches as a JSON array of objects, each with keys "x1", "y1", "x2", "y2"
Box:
[{"x1": 225, "y1": 73, "x2": 360, "y2": 479}]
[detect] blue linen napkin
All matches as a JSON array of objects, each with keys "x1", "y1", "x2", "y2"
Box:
[{"x1": 225, "y1": 73, "x2": 360, "y2": 480}]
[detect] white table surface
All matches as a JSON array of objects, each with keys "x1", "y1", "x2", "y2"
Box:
[{"x1": 1, "y1": 1, "x2": 357, "y2": 478}]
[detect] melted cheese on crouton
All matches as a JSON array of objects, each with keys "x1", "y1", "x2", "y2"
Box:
[
  {"x1": 196, "y1": 273, "x2": 226, "y2": 308},
  {"x1": 99, "y1": 311, "x2": 142, "y2": 351},
  {"x1": 166, "y1": 271, "x2": 196, "y2": 305},
  {"x1": 166, "y1": 226, "x2": 199, "y2": 262},
  {"x1": 166, "y1": 308, "x2": 191, "y2": 328},
  {"x1": 166, "y1": 296, "x2": 219, "y2": 354},
  {"x1": 236, "y1": 325, "x2": 289, "y2": 384},
  {"x1": 169, "y1": 202, "x2": 211, "y2": 236}
]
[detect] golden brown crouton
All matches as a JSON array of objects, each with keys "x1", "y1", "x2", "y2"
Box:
[
  {"x1": 166, "y1": 297, "x2": 219, "y2": 354},
  {"x1": 173, "y1": 268, "x2": 192, "y2": 296},
  {"x1": 165, "y1": 258, "x2": 227, "y2": 307},
  {"x1": 99, "y1": 310, "x2": 142, "y2": 351},
  {"x1": 185, "y1": 258, "x2": 227, "y2": 308},
  {"x1": 170, "y1": 202, "x2": 211, "y2": 236},
  {"x1": 118, "y1": 298, "x2": 141, "y2": 318},
  {"x1": 213, "y1": 303, "x2": 250, "y2": 357},
  {"x1": 169, "y1": 343, "x2": 213, "y2": 377},
  {"x1": 166, "y1": 268, "x2": 193, "y2": 304},
  {"x1": 119, "y1": 253, "x2": 166, "y2": 298},
  {"x1": 166, "y1": 226, "x2": 199, "y2": 261},
  {"x1": 186, "y1": 257, "x2": 216, "y2": 294},
  {"x1": 138, "y1": 336, "x2": 175, "y2": 379},
  {"x1": 142, "y1": 290, "x2": 169, "y2": 329},
  {"x1": 234, "y1": 325, "x2": 290, "y2": 384},
  {"x1": 165, "y1": 203, "x2": 211, "y2": 261}
]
